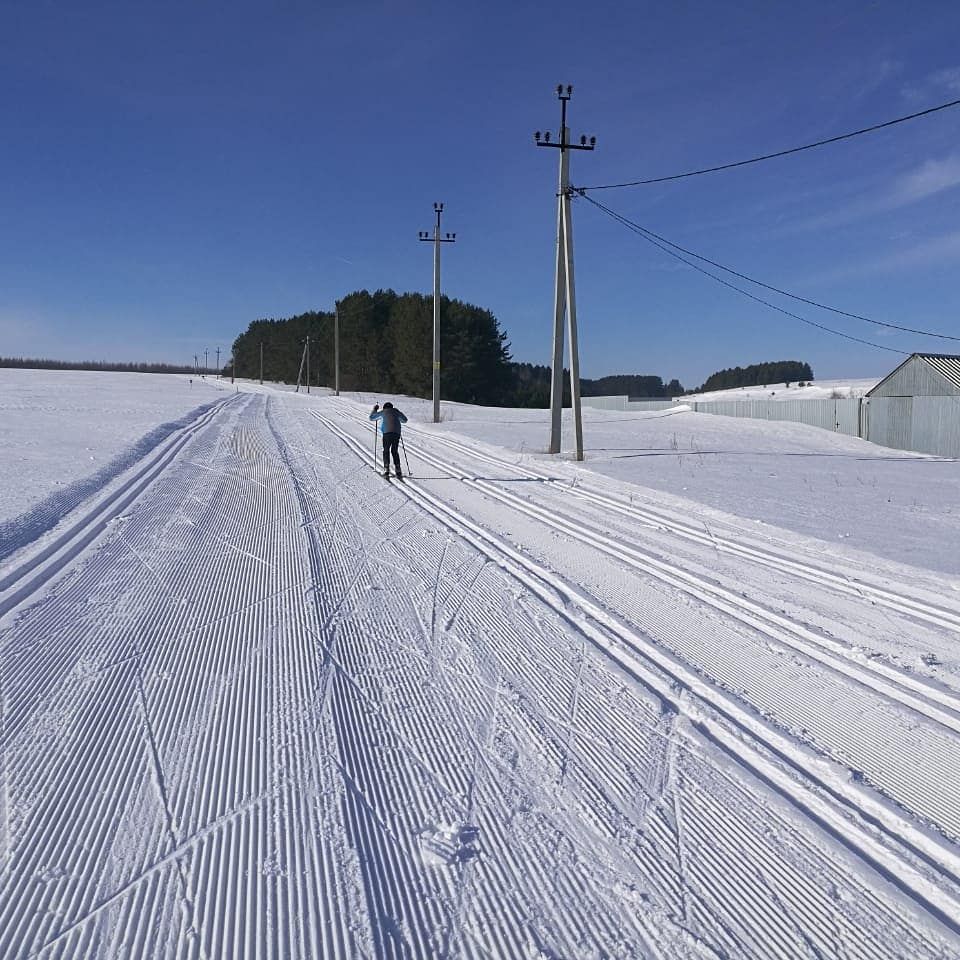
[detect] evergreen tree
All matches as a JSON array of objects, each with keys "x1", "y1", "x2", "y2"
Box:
[{"x1": 696, "y1": 360, "x2": 813, "y2": 392}]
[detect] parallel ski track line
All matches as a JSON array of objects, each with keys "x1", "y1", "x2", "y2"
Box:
[
  {"x1": 372, "y1": 421, "x2": 960, "y2": 845},
  {"x1": 399, "y1": 416, "x2": 960, "y2": 636},
  {"x1": 290, "y1": 427, "x2": 564, "y2": 958},
  {"x1": 295, "y1": 410, "x2": 670, "y2": 953},
  {"x1": 2, "y1": 396, "x2": 355, "y2": 958},
  {"x1": 318, "y1": 412, "x2": 960, "y2": 945},
  {"x1": 269, "y1": 398, "x2": 459, "y2": 959},
  {"x1": 373, "y1": 531, "x2": 667, "y2": 955},
  {"x1": 416, "y1": 439, "x2": 960, "y2": 729},
  {"x1": 0, "y1": 400, "x2": 259, "y2": 957},
  {"x1": 0, "y1": 396, "x2": 238, "y2": 624},
  {"x1": 356, "y1": 413, "x2": 960, "y2": 852},
  {"x1": 326, "y1": 410, "x2": 960, "y2": 739}
]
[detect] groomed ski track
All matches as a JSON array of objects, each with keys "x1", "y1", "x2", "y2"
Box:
[{"x1": 2, "y1": 389, "x2": 959, "y2": 959}]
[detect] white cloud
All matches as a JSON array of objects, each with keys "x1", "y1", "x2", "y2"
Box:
[
  {"x1": 810, "y1": 230, "x2": 960, "y2": 284},
  {"x1": 901, "y1": 65, "x2": 960, "y2": 101},
  {"x1": 786, "y1": 152, "x2": 960, "y2": 234},
  {"x1": 930, "y1": 66, "x2": 960, "y2": 93},
  {"x1": 891, "y1": 154, "x2": 960, "y2": 204},
  {"x1": 875, "y1": 229, "x2": 960, "y2": 271}
]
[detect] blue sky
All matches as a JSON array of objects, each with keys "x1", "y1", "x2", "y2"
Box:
[{"x1": 1, "y1": 0, "x2": 959, "y2": 388}]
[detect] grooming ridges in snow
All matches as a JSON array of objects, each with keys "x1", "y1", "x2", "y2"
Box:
[{"x1": 1, "y1": 375, "x2": 959, "y2": 958}]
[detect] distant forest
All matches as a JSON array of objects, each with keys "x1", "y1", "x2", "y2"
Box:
[
  {"x1": 3, "y1": 316, "x2": 812, "y2": 408},
  {"x1": 0, "y1": 357, "x2": 197, "y2": 374},
  {"x1": 695, "y1": 360, "x2": 813, "y2": 393},
  {"x1": 231, "y1": 289, "x2": 686, "y2": 407}
]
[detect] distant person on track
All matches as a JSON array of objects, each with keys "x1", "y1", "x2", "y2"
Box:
[{"x1": 370, "y1": 401, "x2": 408, "y2": 479}]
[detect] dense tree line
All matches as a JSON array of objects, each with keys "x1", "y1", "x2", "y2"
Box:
[
  {"x1": 502, "y1": 364, "x2": 685, "y2": 406},
  {"x1": 0, "y1": 357, "x2": 197, "y2": 374},
  {"x1": 232, "y1": 292, "x2": 689, "y2": 408},
  {"x1": 695, "y1": 360, "x2": 813, "y2": 393},
  {"x1": 585, "y1": 374, "x2": 685, "y2": 398},
  {"x1": 232, "y1": 290, "x2": 512, "y2": 405}
]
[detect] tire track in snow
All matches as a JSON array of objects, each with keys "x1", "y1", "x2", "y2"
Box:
[{"x1": 318, "y1": 411, "x2": 960, "y2": 947}]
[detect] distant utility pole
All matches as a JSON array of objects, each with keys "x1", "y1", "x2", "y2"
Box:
[
  {"x1": 193, "y1": 354, "x2": 198, "y2": 375},
  {"x1": 535, "y1": 84, "x2": 596, "y2": 461},
  {"x1": 334, "y1": 302, "x2": 340, "y2": 396},
  {"x1": 204, "y1": 349, "x2": 208, "y2": 374},
  {"x1": 295, "y1": 338, "x2": 308, "y2": 393},
  {"x1": 259, "y1": 341, "x2": 264, "y2": 385},
  {"x1": 216, "y1": 346, "x2": 221, "y2": 377},
  {"x1": 419, "y1": 202, "x2": 456, "y2": 423},
  {"x1": 230, "y1": 349, "x2": 235, "y2": 385},
  {"x1": 306, "y1": 335, "x2": 311, "y2": 394}
]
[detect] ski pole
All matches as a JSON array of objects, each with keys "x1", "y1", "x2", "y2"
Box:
[
  {"x1": 400, "y1": 434, "x2": 412, "y2": 478},
  {"x1": 373, "y1": 422, "x2": 378, "y2": 472}
]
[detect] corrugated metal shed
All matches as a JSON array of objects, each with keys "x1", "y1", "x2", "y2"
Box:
[
  {"x1": 864, "y1": 353, "x2": 960, "y2": 457},
  {"x1": 867, "y1": 353, "x2": 960, "y2": 397}
]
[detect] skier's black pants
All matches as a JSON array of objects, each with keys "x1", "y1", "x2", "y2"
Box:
[{"x1": 382, "y1": 432, "x2": 401, "y2": 473}]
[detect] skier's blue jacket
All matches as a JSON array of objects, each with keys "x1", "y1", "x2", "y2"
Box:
[{"x1": 370, "y1": 406, "x2": 408, "y2": 435}]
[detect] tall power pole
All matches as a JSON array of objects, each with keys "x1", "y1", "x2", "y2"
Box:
[
  {"x1": 419, "y1": 203, "x2": 456, "y2": 423},
  {"x1": 535, "y1": 84, "x2": 596, "y2": 461},
  {"x1": 295, "y1": 337, "x2": 308, "y2": 393},
  {"x1": 204, "y1": 349, "x2": 208, "y2": 374},
  {"x1": 334, "y1": 302, "x2": 340, "y2": 396},
  {"x1": 216, "y1": 347, "x2": 221, "y2": 377}
]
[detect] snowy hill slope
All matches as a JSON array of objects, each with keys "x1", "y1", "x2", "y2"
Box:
[
  {"x1": 2, "y1": 376, "x2": 960, "y2": 958},
  {"x1": 684, "y1": 377, "x2": 879, "y2": 401}
]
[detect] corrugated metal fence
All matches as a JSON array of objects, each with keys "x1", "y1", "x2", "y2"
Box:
[
  {"x1": 863, "y1": 396, "x2": 960, "y2": 458},
  {"x1": 688, "y1": 398, "x2": 862, "y2": 437},
  {"x1": 581, "y1": 395, "x2": 959, "y2": 457}
]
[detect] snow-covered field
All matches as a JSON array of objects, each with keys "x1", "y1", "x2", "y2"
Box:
[
  {"x1": 684, "y1": 377, "x2": 879, "y2": 401},
  {"x1": 2, "y1": 371, "x2": 960, "y2": 958},
  {"x1": 0, "y1": 370, "x2": 227, "y2": 558}
]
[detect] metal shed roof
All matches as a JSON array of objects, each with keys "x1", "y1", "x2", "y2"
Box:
[
  {"x1": 867, "y1": 353, "x2": 960, "y2": 396},
  {"x1": 923, "y1": 354, "x2": 960, "y2": 390}
]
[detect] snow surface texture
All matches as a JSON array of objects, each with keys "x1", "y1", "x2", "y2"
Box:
[
  {"x1": 401, "y1": 393, "x2": 960, "y2": 576},
  {"x1": 2, "y1": 374, "x2": 960, "y2": 958},
  {"x1": 684, "y1": 378, "x2": 879, "y2": 402},
  {"x1": 0, "y1": 370, "x2": 225, "y2": 540}
]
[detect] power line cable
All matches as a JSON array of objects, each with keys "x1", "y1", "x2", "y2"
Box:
[
  {"x1": 578, "y1": 97, "x2": 960, "y2": 191},
  {"x1": 574, "y1": 193, "x2": 908, "y2": 355},
  {"x1": 579, "y1": 192, "x2": 960, "y2": 342}
]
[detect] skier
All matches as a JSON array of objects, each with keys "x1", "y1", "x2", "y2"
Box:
[{"x1": 370, "y1": 401, "x2": 408, "y2": 478}]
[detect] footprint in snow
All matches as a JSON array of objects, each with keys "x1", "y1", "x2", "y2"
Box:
[{"x1": 417, "y1": 822, "x2": 480, "y2": 867}]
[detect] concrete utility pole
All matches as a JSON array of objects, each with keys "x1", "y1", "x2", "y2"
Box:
[
  {"x1": 194, "y1": 354, "x2": 198, "y2": 375},
  {"x1": 230, "y1": 349, "x2": 235, "y2": 385},
  {"x1": 334, "y1": 302, "x2": 340, "y2": 396},
  {"x1": 535, "y1": 84, "x2": 596, "y2": 461},
  {"x1": 419, "y1": 203, "x2": 457, "y2": 423},
  {"x1": 295, "y1": 338, "x2": 308, "y2": 392},
  {"x1": 259, "y1": 341, "x2": 264, "y2": 385},
  {"x1": 216, "y1": 347, "x2": 221, "y2": 378},
  {"x1": 306, "y1": 335, "x2": 311, "y2": 394},
  {"x1": 204, "y1": 349, "x2": 208, "y2": 374}
]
